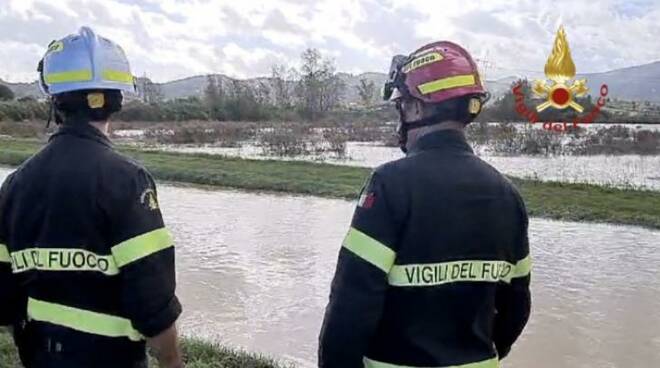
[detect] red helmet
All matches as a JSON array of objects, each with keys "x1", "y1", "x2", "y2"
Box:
[{"x1": 384, "y1": 41, "x2": 487, "y2": 104}]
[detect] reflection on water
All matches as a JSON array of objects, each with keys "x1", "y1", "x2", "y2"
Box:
[
  {"x1": 2, "y1": 167, "x2": 659, "y2": 368},
  {"x1": 156, "y1": 143, "x2": 660, "y2": 190}
]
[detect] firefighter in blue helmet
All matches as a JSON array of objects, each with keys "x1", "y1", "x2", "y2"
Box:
[
  {"x1": 0, "y1": 27, "x2": 184, "y2": 368},
  {"x1": 319, "y1": 41, "x2": 532, "y2": 368}
]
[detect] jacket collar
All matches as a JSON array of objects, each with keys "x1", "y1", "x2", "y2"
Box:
[
  {"x1": 49, "y1": 119, "x2": 112, "y2": 148},
  {"x1": 408, "y1": 129, "x2": 474, "y2": 155}
]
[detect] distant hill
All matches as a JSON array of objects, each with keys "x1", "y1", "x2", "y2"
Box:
[
  {"x1": 2, "y1": 60, "x2": 659, "y2": 103},
  {"x1": 579, "y1": 61, "x2": 660, "y2": 102},
  {"x1": 0, "y1": 79, "x2": 41, "y2": 99}
]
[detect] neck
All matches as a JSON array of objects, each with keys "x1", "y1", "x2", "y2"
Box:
[
  {"x1": 406, "y1": 121, "x2": 464, "y2": 152},
  {"x1": 90, "y1": 121, "x2": 109, "y2": 136}
]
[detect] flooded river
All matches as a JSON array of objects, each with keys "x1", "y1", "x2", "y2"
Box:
[
  {"x1": 1, "y1": 167, "x2": 659, "y2": 368},
  {"x1": 155, "y1": 143, "x2": 660, "y2": 190}
]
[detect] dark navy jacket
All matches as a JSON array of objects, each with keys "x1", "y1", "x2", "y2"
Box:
[
  {"x1": 0, "y1": 121, "x2": 181, "y2": 368},
  {"x1": 319, "y1": 129, "x2": 531, "y2": 368}
]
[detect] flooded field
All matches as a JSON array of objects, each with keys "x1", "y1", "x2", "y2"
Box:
[
  {"x1": 2, "y1": 167, "x2": 659, "y2": 368},
  {"x1": 154, "y1": 142, "x2": 660, "y2": 190}
]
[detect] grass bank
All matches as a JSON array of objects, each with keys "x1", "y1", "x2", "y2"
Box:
[
  {"x1": 0, "y1": 330, "x2": 289, "y2": 368},
  {"x1": 1, "y1": 138, "x2": 659, "y2": 229}
]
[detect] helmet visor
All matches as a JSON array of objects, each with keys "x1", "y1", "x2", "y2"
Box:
[{"x1": 383, "y1": 54, "x2": 409, "y2": 101}]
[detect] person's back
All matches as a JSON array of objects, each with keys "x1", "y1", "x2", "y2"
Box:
[
  {"x1": 319, "y1": 41, "x2": 531, "y2": 368},
  {"x1": 2, "y1": 123, "x2": 173, "y2": 367},
  {"x1": 364, "y1": 129, "x2": 530, "y2": 365},
  {"x1": 0, "y1": 27, "x2": 183, "y2": 368}
]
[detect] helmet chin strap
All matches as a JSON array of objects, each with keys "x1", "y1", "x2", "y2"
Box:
[{"x1": 396, "y1": 115, "x2": 441, "y2": 154}]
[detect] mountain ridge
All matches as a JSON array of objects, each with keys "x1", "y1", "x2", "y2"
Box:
[{"x1": 2, "y1": 60, "x2": 659, "y2": 103}]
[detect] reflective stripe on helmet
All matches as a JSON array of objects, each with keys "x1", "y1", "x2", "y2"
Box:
[
  {"x1": 388, "y1": 255, "x2": 532, "y2": 287},
  {"x1": 45, "y1": 70, "x2": 93, "y2": 84},
  {"x1": 0, "y1": 243, "x2": 9, "y2": 263},
  {"x1": 111, "y1": 228, "x2": 173, "y2": 268},
  {"x1": 364, "y1": 356, "x2": 499, "y2": 368},
  {"x1": 417, "y1": 74, "x2": 477, "y2": 95},
  {"x1": 102, "y1": 70, "x2": 134, "y2": 84},
  {"x1": 27, "y1": 297, "x2": 144, "y2": 341},
  {"x1": 9, "y1": 248, "x2": 119, "y2": 275},
  {"x1": 342, "y1": 227, "x2": 396, "y2": 273}
]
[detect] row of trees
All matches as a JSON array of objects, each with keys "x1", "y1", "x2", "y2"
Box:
[
  {"x1": 201, "y1": 48, "x2": 353, "y2": 121},
  {"x1": 129, "y1": 48, "x2": 378, "y2": 122}
]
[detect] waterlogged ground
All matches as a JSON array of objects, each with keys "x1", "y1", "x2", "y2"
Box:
[
  {"x1": 3, "y1": 167, "x2": 658, "y2": 368},
  {"x1": 153, "y1": 142, "x2": 660, "y2": 190}
]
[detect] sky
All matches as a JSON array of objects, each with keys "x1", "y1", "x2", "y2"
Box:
[{"x1": 1, "y1": 0, "x2": 659, "y2": 83}]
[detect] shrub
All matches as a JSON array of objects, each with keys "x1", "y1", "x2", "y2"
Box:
[
  {"x1": 0, "y1": 85, "x2": 14, "y2": 101},
  {"x1": 259, "y1": 125, "x2": 311, "y2": 156},
  {"x1": 144, "y1": 122, "x2": 257, "y2": 146},
  {"x1": 0, "y1": 121, "x2": 45, "y2": 138}
]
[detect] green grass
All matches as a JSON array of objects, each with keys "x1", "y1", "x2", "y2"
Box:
[
  {"x1": 1, "y1": 137, "x2": 659, "y2": 229},
  {"x1": 0, "y1": 330, "x2": 289, "y2": 368}
]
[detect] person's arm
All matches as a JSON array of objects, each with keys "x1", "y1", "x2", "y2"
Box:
[
  {"x1": 319, "y1": 171, "x2": 404, "y2": 368},
  {"x1": 0, "y1": 174, "x2": 17, "y2": 327},
  {"x1": 493, "y1": 190, "x2": 532, "y2": 359},
  {"x1": 104, "y1": 169, "x2": 183, "y2": 367}
]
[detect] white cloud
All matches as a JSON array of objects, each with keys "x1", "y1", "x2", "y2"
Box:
[{"x1": 0, "y1": 0, "x2": 658, "y2": 83}]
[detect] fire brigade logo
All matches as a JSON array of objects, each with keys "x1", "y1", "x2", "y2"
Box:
[
  {"x1": 140, "y1": 188, "x2": 160, "y2": 211},
  {"x1": 532, "y1": 26, "x2": 588, "y2": 113},
  {"x1": 512, "y1": 25, "x2": 609, "y2": 132}
]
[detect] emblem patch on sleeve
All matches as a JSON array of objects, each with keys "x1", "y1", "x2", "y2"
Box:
[
  {"x1": 358, "y1": 192, "x2": 376, "y2": 209},
  {"x1": 140, "y1": 188, "x2": 160, "y2": 210}
]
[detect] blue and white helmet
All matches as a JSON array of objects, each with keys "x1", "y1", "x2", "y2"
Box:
[{"x1": 38, "y1": 26, "x2": 136, "y2": 96}]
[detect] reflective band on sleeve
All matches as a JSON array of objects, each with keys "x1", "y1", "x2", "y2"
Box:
[
  {"x1": 417, "y1": 74, "x2": 477, "y2": 95},
  {"x1": 388, "y1": 255, "x2": 532, "y2": 287},
  {"x1": 102, "y1": 70, "x2": 134, "y2": 84},
  {"x1": 342, "y1": 227, "x2": 396, "y2": 273},
  {"x1": 10, "y1": 248, "x2": 119, "y2": 275},
  {"x1": 27, "y1": 298, "x2": 144, "y2": 341},
  {"x1": 45, "y1": 70, "x2": 93, "y2": 84},
  {"x1": 364, "y1": 356, "x2": 499, "y2": 368},
  {"x1": 512, "y1": 254, "x2": 532, "y2": 279},
  {"x1": 0, "y1": 243, "x2": 9, "y2": 263},
  {"x1": 111, "y1": 228, "x2": 173, "y2": 268}
]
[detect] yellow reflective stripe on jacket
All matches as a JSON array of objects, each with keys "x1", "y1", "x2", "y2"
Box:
[
  {"x1": 111, "y1": 228, "x2": 173, "y2": 268},
  {"x1": 388, "y1": 255, "x2": 532, "y2": 287},
  {"x1": 9, "y1": 248, "x2": 119, "y2": 275},
  {"x1": 512, "y1": 254, "x2": 532, "y2": 279},
  {"x1": 0, "y1": 243, "x2": 9, "y2": 263},
  {"x1": 27, "y1": 298, "x2": 143, "y2": 341},
  {"x1": 102, "y1": 70, "x2": 134, "y2": 84},
  {"x1": 417, "y1": 74, "x2": 476, "y2": 95},
  {"x1": 364, "y1": 356, "x2": 499, "y2": 368},
  {"x1": 342, "y1": 227, "x2": 396, "y2": 273},
  {"x1": 45, "y1": 70, "x2": 93, "y2": 84}
]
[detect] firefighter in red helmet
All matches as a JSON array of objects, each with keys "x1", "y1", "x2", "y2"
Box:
[{"x1": 319, "y1": 41, "x2": 532, "y2": 368}]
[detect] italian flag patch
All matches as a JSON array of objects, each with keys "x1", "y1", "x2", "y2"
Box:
[{"x1": 358, "y1": 192, "x2": 376, "y2": 209}]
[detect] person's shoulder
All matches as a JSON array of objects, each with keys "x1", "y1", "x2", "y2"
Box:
[
  {"x1": 103, "y1": 149, "x2": 150, "y2": 176},
  {"x1": 99, "y1": 150, "x2": 155, "y2": 191},
  {"x1": 374, "y1": 155, "x2": 413, "y2": 179}
]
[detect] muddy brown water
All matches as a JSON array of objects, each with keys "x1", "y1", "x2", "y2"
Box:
[{"x1": 1, "y1": 167, "x2": 659, "y2": 367}]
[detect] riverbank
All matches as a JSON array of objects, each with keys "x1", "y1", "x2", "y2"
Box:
[
  {"x1": 1, "y1": 138, "x2": 659, "y2": 229},
  {"x1": 0, "y1": 331, "x2": 288, "y2": 367}
]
